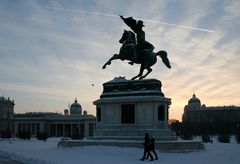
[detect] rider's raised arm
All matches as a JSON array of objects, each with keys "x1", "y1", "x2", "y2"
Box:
[
  {"x1": 119, "y1": 15, "x2": 138, "y2": 33},
  {"x1": 119, "y1": 15, "x2": 124, "y2": 20}
]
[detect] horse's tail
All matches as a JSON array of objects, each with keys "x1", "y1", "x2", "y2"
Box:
[{"x1": 156, "y1": 50, "x2": 171, "y2": 69}]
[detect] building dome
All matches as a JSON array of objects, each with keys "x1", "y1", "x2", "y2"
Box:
[
  {"x1": 83, "y1": 110, "x2": 88, "y2": 115},
  {"x1": 64, "y1": 109, "x2": 69, "y2": 115},
  {"x1": 188, "y1": 94, "x2": 201, "y2": 104},
  {"x1": 70, "y1": 98, "x2": 82, "y2": 115},
  {"x1": 184, "y1": 94, "x2": 201, "y2": 111}
]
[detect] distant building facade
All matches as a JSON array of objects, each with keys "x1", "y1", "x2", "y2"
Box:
[
  {"x1": 0, "y1": 96, "x2": 15, "y2": 137},
  {"x1": 14, "y1": 99, "x2": 96, "y2": 138},
  {"x1": 182, "y1": 94, "x2": 240, "y2": 134}
]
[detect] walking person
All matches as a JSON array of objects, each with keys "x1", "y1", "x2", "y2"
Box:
[
  {"x1": 146, "y1": 137, "x2": 158, "y2": 161},
  {"x1": 149, "y1": 137, "x2": 158, "y2": 160},
  {"x1": 140, "y1": 133, "x2": 154, "y2": 161}
]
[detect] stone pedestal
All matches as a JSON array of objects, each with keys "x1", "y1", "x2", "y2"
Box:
[
  {"x1": 92, "y1": 78, "x2": 177, "y2": 141},
  {"x1": 58, "y1": 78, "x2": 204, "y2": 151}
]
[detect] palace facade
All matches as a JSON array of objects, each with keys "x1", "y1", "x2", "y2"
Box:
[
  {"x1": 0, "y1": 97, "x2": 96, "y2": 138},
  {"x1": 14, "y1": 99, "x2": 96, "y2": 138},
  {"x1": 182, "y1": 94, "x2": 240, "y2": 134}
]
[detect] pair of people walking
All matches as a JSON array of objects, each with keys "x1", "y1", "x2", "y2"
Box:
[{"x1": 140, "y1": 133, "x2": 158, "y2": 161}]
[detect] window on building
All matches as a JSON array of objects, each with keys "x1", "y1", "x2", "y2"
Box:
[
  {"x1": 121, "y1": 104, "x2": 135, "y2": 124},
  {"x1": 158, "y1": 105, "x2": 165, "y2": 121},
  {"x1": 80, "y1": 124, "x2": 85, "y2": 138},
  {"x1": 89, "y1": 123, "x2": 94, "y2": 136},
  {"x1": 36, "y1": 124, "x2": 40, "y2": 134},
  {"x1": 97, "y1": 107, "x2": 101, "y2": 122},
  {"x1": 18, "y1": 123, "x2": 21, "y2": 133},
  {"x1": 31, "y1": 124, "x2": 35, "y2": 135}
]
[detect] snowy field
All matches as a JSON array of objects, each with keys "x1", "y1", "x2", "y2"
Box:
[{"x1": 0, "y1": 138, "x2": 239, "y2": 164}]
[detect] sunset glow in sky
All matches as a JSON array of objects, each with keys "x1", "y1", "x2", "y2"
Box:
[{"x1": 0, "y1": 0, "x2": 239, "y2": 120}]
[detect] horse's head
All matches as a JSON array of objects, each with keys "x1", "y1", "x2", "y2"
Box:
[{"x1": 119, "y1": 30, "x2": 135, "y2": 44}]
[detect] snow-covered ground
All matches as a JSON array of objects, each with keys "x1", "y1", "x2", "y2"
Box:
[{"x1": 0, "y1": 138, "x2": 239, "y2": 164}]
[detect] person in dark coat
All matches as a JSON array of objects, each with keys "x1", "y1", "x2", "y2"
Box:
[
  {"x1": 140, "y1": 133, "x2": 154, "y2": 161},
  {"x1": 147, "y1": 137, "x2": 158, "y2": 160}
]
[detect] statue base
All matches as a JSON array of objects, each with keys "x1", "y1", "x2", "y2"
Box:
[
  {"x1": 58, "y1": 78, "x2": 204, "y2": 152},
  {"x1": 58, "y1": 139, "x2": 205, "y2": 152},
  {"x1": 92, "y1": 77, "x2": 177, "y2": 141}
]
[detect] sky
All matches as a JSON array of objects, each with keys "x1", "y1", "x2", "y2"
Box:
[{"x1": 0, "y1": 0, "x2": 239, "y2": 120}]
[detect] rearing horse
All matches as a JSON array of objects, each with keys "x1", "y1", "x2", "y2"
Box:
[{"x1": 102, "y1": 30, "x2": 171, "y2": 80}]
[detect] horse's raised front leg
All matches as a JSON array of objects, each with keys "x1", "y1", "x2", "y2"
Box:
[
  {"x1": 139, "y1": 67, "x2": 152, "y2": 79},
  {"x1": 131, "y1": 64, "x2": 144, "y2": 80},
  {"x1": 102, "y1": 54, "x2": 119, "y2": 69}
]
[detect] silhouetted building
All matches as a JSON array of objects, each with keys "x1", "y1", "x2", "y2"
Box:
[
  {"x1": 14, "y1": 99, "x2": 95, "y2": 138},
  {"x1": 0, "y1": 96, "x2": 15, "y2": 137},
  {"x1": 182, "y1": 94, "x2": 240, "y2": 134}
]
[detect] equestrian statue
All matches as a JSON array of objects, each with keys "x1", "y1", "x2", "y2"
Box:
[{"x1": 102, "y1": 15, "x2": 171, "y2": 80}]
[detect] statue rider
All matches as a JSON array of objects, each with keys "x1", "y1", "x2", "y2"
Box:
[{"x1": 120, "y1": 15, "x2": 154, "y2": 65}]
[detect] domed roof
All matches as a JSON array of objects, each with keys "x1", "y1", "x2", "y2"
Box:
[
  {"x1": 188, "y1": 94, "x2": 201, "y2": 104},
  {"x1": 83, "y1": 110, "x2": 88, "y2": 115},
  {"x1": 64, "y1": 109, "x2": 69, "y2": 115},
  {"x1": 70, "y1": 98, "x2": 82, "y2": 115},
  {"x1": 71, "y1": 99, "x2": 81, "y2": 108},
  {"x1": 202, "y1": 104, "x2": 206, "y2": 108},
  {"x1": 0, "y1": 96, "x2": 7, "y2": 101}
]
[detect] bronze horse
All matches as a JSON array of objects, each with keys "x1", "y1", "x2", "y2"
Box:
[{"x1": 102, "y1": 30, "x2": 171, "y2": 80}]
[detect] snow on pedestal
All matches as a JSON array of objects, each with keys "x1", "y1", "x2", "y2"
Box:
[{"x1": 92, "y1": 78, "x2": 177, "y2": 141}]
